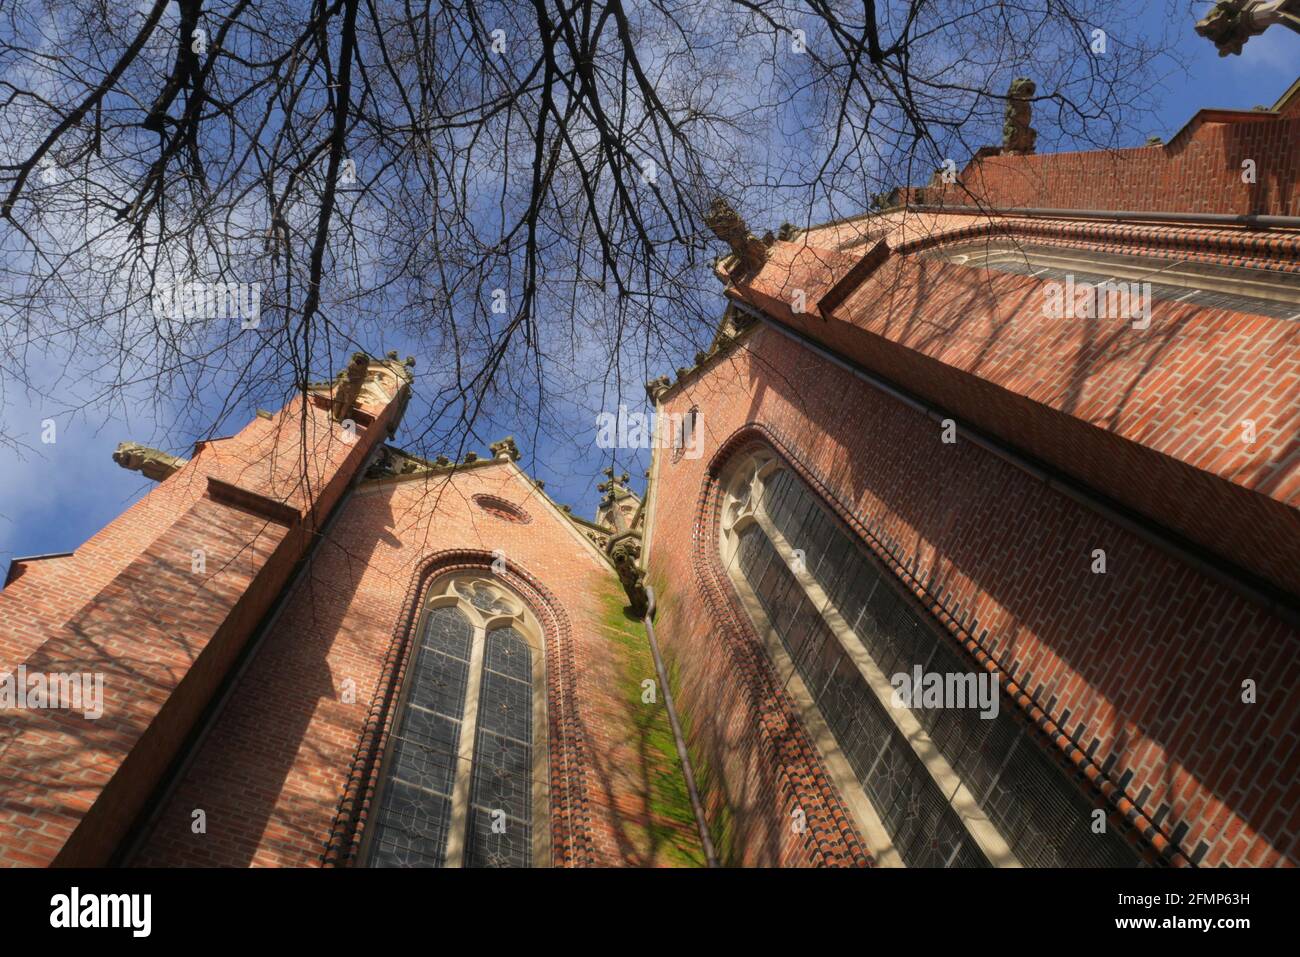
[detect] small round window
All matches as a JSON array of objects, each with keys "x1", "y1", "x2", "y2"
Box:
[{"x1": 473, "y1": 494, "x2": 531, "y2": 524}]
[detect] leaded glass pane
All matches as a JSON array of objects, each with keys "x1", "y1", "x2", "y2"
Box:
[
  {"x1": 407, "y1": 650, "x2": 469, "y2": 717},
  {"x1": 464, "y1": 806, "x2": 531, "y2": 868},
  {"x1": 367, "y1": 605, "x2": 472, "y2": 868},
  {"x1": 455, "y1": 580, "x2": 519, "y2": 617},
  {"x1": 740, "y1": 528, "x2": 769, "y2": 585},
  {"x1": 423, "y1": 607, "x2": 472, "y2": 658},
  {"x1": 484, "y1": 627, "x2": 531, "y2": 681},
  {"x1": 796, "y1": 615, "x2": 838, "y2": 694},
  {"x1": 761, "y1": 470, "x2": 794, "y2": 528},
  {"x1": 369, "y1": 782, "x2": 452, "y2": 868},
  {"x1": 782, "y1": 596, "x2": 810, "y2": 656},
  {"x1": 731, "y1": 459, "x2": 1140, "y2": 867},
  {"x1": 478, "y1": 669, "x2": 532, "y2": 740},
  {"x1": 471, "y1": 731, "x2": 532, "y2": 819},
  {"x1": 467, "y1": 627, "x2": 534, "y2": 868}
]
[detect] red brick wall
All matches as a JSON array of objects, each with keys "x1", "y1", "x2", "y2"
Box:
[
  {"x1": 130, "y1": 462, "x2": 700, "y2": 867},
  {"x1": 935, "y1": 112, "x2": 1300, "y2": 217},
  {"x1": 735, "y1": 220, "x2": 1300, "y2": 597},
  {"x1": 647, "y1": 323, "x2": 1300, "y2": 868},
  {"x1": 0, "y1": 385, "x2": 400, "y2": 866}
]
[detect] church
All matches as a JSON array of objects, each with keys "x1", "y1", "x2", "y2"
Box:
[{"x1": 1, "y1": 75, "x2": 1298, "y2": 869}]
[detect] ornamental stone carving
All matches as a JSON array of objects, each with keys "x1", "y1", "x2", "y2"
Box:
[
  {"x1": 1002, "y1": 78, "x2": 1037, "y2": 155},
  {"x1": 1196, "y1": 1, "x2": 1300, "y2": 56},
  {"x1": 111, "y1": 442, "x2": 187, "y2": 482},
  {"x1": 705, "y1": 197, "x2": 769, "y2": 277}
]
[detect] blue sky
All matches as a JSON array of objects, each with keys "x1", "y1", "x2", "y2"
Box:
[{"x1": 1, "y1": 4, "x2": 1297, "y2": 575}]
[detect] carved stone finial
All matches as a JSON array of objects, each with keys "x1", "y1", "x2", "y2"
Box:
[
  {"x1": 598, "y1": 468, "x2": 633, "y2": 497},
  {"x1": 594, "y1": 469, "x2": 641, "y2": 536},
  {"x1": 463, "y1": 451, "x2": 478, "y2": 464},
  {"x1": 1195, "y1": 0, "x2": 1300, "y2": 56},
  {"x1": 434, "y1": 455, "x2": 451, "y2": 467},
  {"x1": 608, "y1": 531, "x2": 648, "y2": 618},
  {"x1": 364, "y1": 445, "x2": 433, "y2": 480},
  {"x1": 112, "y1": 442, "x2": 187, "y2": 482},
  {"x1": 1002, "y1": 77, "x2": 1037, "y2": 155},
  {"x1": 331, "y1": 352, "x2": 370, "y2": 422},
  {"x1": 719, "y1": 304, "x2": 756, "y2": 340},
  {"x1": 704, "y1": 197, "x2": 769, "y2": 277},
  {"x1": 645, "y1": 375, "x2": 672, "y2": 401},
  {"x1": 490, "y1": 436, "x2": 521, "y2": 461}
]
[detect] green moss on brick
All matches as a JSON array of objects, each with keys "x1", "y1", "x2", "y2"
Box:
[
  {"x1": 597, "y1": 587, "x2": 706, "y2": 867},
  {"x1": 637, "y1": 570, "x2": 739, "y2": 865},
  {"x1": 654, "y1": 636, "x2": 740, "y2": 866}
]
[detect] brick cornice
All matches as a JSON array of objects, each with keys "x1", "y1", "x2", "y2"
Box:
[{"x1": 807, "y1": 216, "x2": 1300, "y2": 323}]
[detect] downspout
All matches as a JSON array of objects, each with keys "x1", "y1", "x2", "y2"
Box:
[{"x1": 643, "y1": 585, "x2": 719, "y2": 867}]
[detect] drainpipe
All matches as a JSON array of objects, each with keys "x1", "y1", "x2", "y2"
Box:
[{"x1": 643, "y1": 585, "x2": 719, "y2": 867}]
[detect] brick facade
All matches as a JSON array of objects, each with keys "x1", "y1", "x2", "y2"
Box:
[
  {"x1": 737, "y1": 223, "x2": 1300, "y2": 597},
  {"x1": 632, "y1": 75, "x2": 1300, "y2": 871},
  {"x1": 648, "y1": 321, "x2": 1299, "y2": 867},
  {"x1": 0, "y1": 382, "x2": 402, "y2": 866},
  {"x1": 1, "y1": 83, "x2": 1296, "y2": 869},
  {"x1": 128, "y1": 463, "x2": 702, "y2": 867},
  {"x1": 926, "y1": 102, "x2": 1300, "y2": 217}
]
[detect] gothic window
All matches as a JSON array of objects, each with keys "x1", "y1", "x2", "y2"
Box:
[
  {"x1": 922, "y1": 240, "x2": 1300, "y2": 320},
  {"x1": 365, "y1": 575, "x2": 547, "y2": 867},
  {"x1": 719, "y1": 449, "x2": 1139, "y2": 867}
]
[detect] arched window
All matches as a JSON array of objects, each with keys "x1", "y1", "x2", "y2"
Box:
[
  {"x1": 719, "y1": 449, "x2": 1138, "y2": 867},
  {"x1": 922, "y1": 239, "x2": 1300, "y2": 320},
  {"x1": 364, "y1": 575, "x2": 548, "y2": 867}
]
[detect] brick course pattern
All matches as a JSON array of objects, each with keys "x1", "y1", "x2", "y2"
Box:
[
  {"x1": 647, "y1": 323, "x2": 1300, "y2": 868},
  {"x1": 129, "y1": 463, "x2": 701, "y2": 867},
  {"x1": 732, "y1": 215, "x2": 1300, "y2": 597},
  {"x1": 0, "y1": 389, "x2": 397, "y2": 867},
  {"x1": 931, "y1": 108, "x2": 1300, "y2": 217}
]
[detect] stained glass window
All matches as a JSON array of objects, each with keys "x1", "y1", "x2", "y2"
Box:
[
  {"x1": 368, "y1": 605, "x2": 471, "y2": 868},
  {"x1": 726, "y1": 456, "x2": 1139, "y2": 867},
  {"x1": 466, "y1": 628, "x2": 533, "y2": 867},
  {"x1": 366, "y1": 580, "x2": 543, "y2": 868}
]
